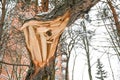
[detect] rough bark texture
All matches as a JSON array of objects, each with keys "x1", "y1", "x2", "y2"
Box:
[
  {"x1": 25, "y1": 59, "x2": 55, "y2": 80},
  {"x1": 0, "y1": 1, "x2": 42, "y2": 80},
  {"x1": 35, "y1": 0, "x2": 100, "y2": 25},
  {"x1": 41, "y1": 0, "x2": 49, "y2": 12},
  {"x1": 21, "y1": 0, "x2": 100, "y2": 80},
  {"x1": 0, "y1": 0, "x2": 6, "y2": 42},
  {"x1": 0, "y1": 0, "x2": 6, "y2": 74}
]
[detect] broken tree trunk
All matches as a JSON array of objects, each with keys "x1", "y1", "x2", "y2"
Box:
[
  {"x1": 21, "y1": 11, "x2": 70, "y2": 80},
  {"x1": 21, "y1": 0, "x2": 100, "y2": 80}
]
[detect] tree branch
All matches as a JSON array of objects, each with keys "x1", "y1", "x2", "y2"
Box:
[
  {"x1": 0, "y1": 61, "x2": 30, "y2": 67},
  {"x1": 26, "y1": 0, "x2": 100, "y2": 27}
]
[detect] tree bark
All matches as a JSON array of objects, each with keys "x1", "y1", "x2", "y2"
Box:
[
  {"x1": 0, "y1": 0, "x2": 6, "y2": 41},
  {"x1": 41, "y1": 0, "x2": 49, "y2": 12},
  {"x1": 25, "y1": 59, "x2": 55, "y2": 80},
  {"x1": 107, "y1": 0, "x2": 120, "y2": 56},
  {"x1": 107, "y1": 0, "x2": 120, "y2": 37},
  {"x1": 22, "y1": 0, "x2": 100, "y2": 80}
]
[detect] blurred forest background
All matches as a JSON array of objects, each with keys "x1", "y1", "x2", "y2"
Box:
[{"x1": 0, "y1": 0, "x2": 120, "y2": 80}]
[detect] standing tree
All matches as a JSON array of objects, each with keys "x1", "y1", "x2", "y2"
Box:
[
  {"x1": 20, "y1": 0, "x2": 100, "y2": 80},
  {"x1": 81, "y1": 21, "x2": 93, "y2": 80},
  {"x1": 0, "y1": 0, "x2": 6, "y2": 42},
  {"x1": 96, "y1": 59, "x2": 107, "y2": 80},
  {"x1": 0, "y1": 0, "x2": 101, "y2": 80}
]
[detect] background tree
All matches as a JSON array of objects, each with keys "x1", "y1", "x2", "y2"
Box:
[
  {"x1": 96, "y1": 59, "x2": 107, "y2": 80},
  {"x1": 0, "y1": 0, "x2": 6, "y2": 42}
]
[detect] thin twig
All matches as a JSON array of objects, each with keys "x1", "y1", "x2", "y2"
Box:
[{"x1": 0, "y1": 61, "x2": 30, "y2": 67}]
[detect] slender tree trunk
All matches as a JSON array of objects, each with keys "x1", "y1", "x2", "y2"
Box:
[
  {"x1": 41, "y1": 0, "x2": 49, "y2": 12},
  {"x1": 82, "y1": 21, "x2": 93, "y2": 80},
  {"x1": 72, "y1": 55, "x2": 77, "y2": 80},
  {"x1": 66, "y1": 56, "x2": 70, "y2": 80},
  {"x1": 107, "y1": 0, "x2": 120, "y2": 36},
  {"x1": 0, "y1": 0, "x2": 6, "y2": 75},
  {"x1": 107, "y1": 53, "x2": 115, "y2": 80},
  {"x1": 105, "y1": 0, "x2": 120, "y2": 63},
  {"x1": 0, "y1": 0, "x2": 6, "y2": 41}
]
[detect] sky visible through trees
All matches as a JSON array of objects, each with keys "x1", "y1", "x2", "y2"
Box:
[{"x1": 59, "y1": 0, "x2": 120, "y2": 80}]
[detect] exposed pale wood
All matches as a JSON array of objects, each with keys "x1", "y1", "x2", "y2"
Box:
[
  {"x1": 28, "y1": 26, "x2": 43, "y2": 65},
  {"x1": 47, "y1": 17, "x2": 70, "y2": 62},
  {"x1": 21, "y1": 11, "x2": 70, "y2": 70},
  {"x1": 18, "y1": 0, "x2": 101, "y2": 79},
  {"x1": 40, "y1": 33, "x2": 47, "y2": 62}
]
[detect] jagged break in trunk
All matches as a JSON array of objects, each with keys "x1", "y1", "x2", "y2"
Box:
[{"x1": 21, "y1": 0, "x2": 100, "y2": 80}]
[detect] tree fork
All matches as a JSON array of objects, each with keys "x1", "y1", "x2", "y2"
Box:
[{"x1": 21, "y1": 0, "x2": 100, "y2": 80}]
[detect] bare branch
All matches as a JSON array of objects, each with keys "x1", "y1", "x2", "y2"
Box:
[{"x1": 0, "y1": 61, "x2": 30, "y2": 67}]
